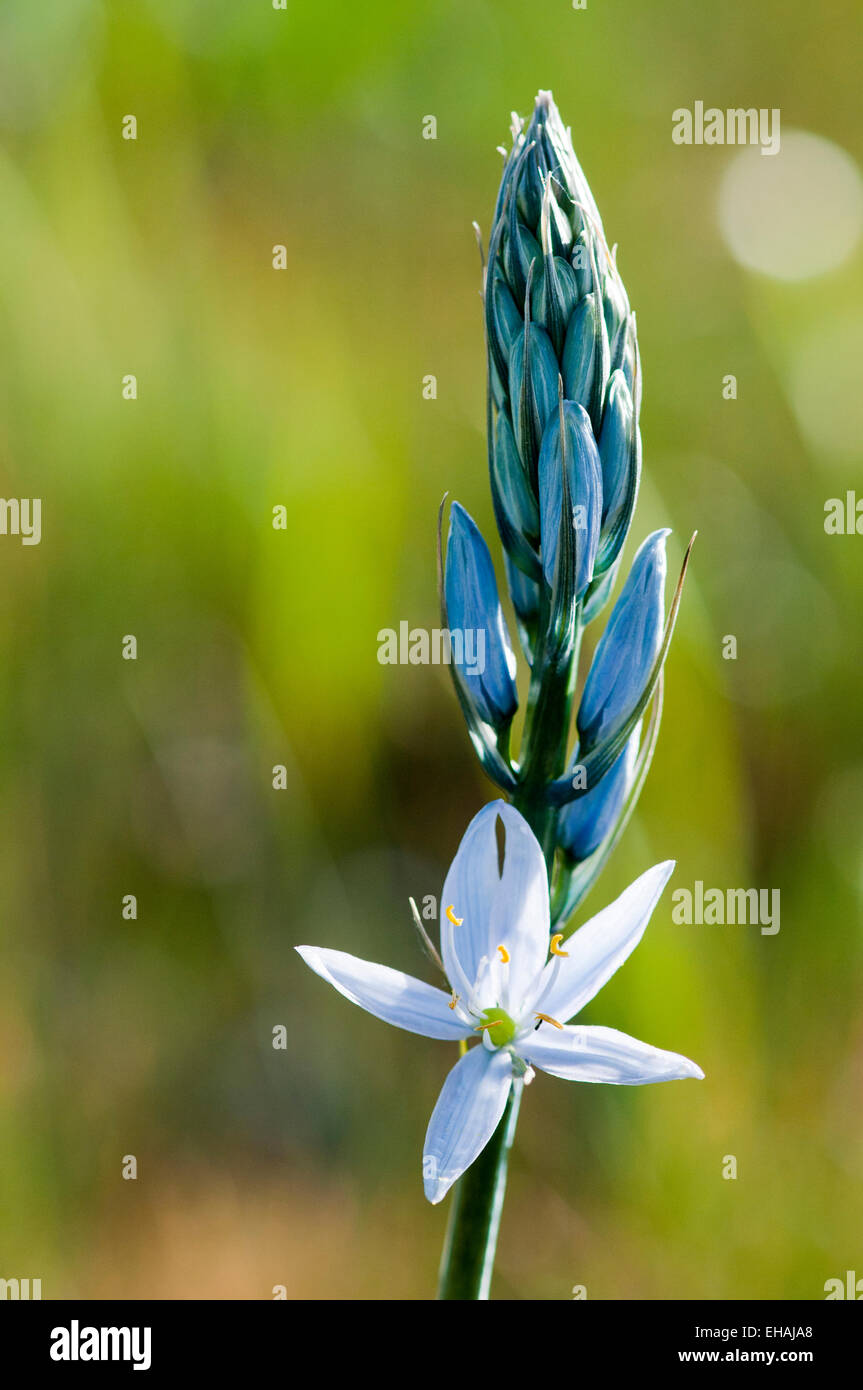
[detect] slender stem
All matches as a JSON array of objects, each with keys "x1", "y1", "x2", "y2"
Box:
[{"x1": 437, "y1": 1080, "x2": 523, "y2": 1299}]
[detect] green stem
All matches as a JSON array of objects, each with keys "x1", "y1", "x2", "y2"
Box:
[
  {"x1": 514, "y1": 605, "x2": 583, "y2": 867},
  {"x1": 436, "y1": 1080, "x2": 523, "y2": 1300}
]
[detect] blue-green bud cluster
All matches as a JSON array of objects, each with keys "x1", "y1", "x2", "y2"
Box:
[
  {"x1": 441, "y1": 92, "x2": 690, "y2": 913},
  {"x1": 485, "y1": 90, "x2": 641, "y2": 626}
]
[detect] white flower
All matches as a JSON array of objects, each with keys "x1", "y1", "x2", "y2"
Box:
[{"x1": 297, "y1": 801, "x2": 703, "y2": 1204}]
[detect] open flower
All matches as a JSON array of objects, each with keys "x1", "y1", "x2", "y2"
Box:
[{"x1": 297, "y1": 801, "x2": 702, "y2": 1204}]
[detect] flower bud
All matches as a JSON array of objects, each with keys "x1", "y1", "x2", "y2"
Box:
[
  {"x1": 538, "y1": 401, "x2": 602, "y2": 598},
  {"x1": 485, "y1": 91, "x2": 642, "y2": 616},
  {"x1": 509, "y1": 324, "x2": 560, "y2": 472},
  {"x1": 596, "y1": 369, "x2": 640, "y2": 572},
  {"x1": 491, "y1": 411, "x2": 540, "y2": 551},
  {"x1": 577, "y1": 529, "x2": 668, "y2": 748},
  {"x1": 445, "y1": 502, "x2": 519, "y2": 729},
  {"x1": 562, "y1": 294, "x2": 598, "y2": 411},
  {"x1": 558, "y1": 727, "x2": 640, "y2": 860},
  {"x1": 487, "y1": 270, "x2": 522, "y2": 369},
  {"x1": 531, "y1": 254, "x2": 579, "y2": 355}
]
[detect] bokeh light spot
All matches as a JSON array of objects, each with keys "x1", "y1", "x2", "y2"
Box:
[
  {"x1": 718, "y1": 130, "x2": 863, "y2": 280},
  {"x1": 787, "y1": 315, "x2": 863, "y2": 464}
]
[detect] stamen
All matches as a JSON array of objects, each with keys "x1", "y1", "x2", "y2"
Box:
[
  {"x1": 448, "y1": 992, "x2": 460, "y2": 1011},
  {"x1": 445, "y1": 904, "x2": 463, "y2": 926},
  {"x1": 549, "y1": 933, "x2": 569, "y2": 957},
  {"x1": 534, "y1": 1012, "x2": 564, "y2": 1030},
  {"x1": 497, "y1": 944, "x2": 510, "y2": 963},
  {"x1": 474, "y1": 1019, "x2": 504, "y2": 1033},
  {"x1": 408, "y1": 896, "x2": 445, "y2": 974}
]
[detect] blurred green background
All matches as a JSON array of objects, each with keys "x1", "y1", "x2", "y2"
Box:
[{"x1": 1, "y1": 0, "x2": 861, "y2": 1299}]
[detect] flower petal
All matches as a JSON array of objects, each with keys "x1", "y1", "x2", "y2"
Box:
[
  {"x1": 492, "y1": 803, "x2": 552, "y2": 1008},
  {"x1": 536, "y1": 860, "x2": 674, "y2": 1022},
  {"x1": 520, "y1": 1023, "x2": 704, "y2": 1085},
  {"x1": 423, "y1": 1045, "x2": 514, "y2": 1204},
  {"x1": 296, "y1": 946, "x2": 471, "y2": 1041},
  {"x1": 440, "y1": 802, "x2": 505, "y2": 993},
  {"x1": 441, "y1": 802, "x2": 551, "y2": 1010}
]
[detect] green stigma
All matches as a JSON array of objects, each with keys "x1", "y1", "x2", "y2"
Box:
[{"x1": 478, "y1": 1007, "x2": 518, "y2": 1047}]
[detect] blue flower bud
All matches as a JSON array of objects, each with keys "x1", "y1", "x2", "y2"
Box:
[
  {"x1": 558, "y1": 727, "x2": 640, "y2": 859},
  {"x1": 597, "y1": 369, "x2": 640, "y2": 569},
  {"x1": 546, "y1": 198, "x2": 574, "y2": 258},
  {"x1": 526, "y1": 90, "x2": 602, "y2": 233},
  {"x1": 531, "y1": 255, "x2": 579, "y2": 355},
  {"x1": 503, "y1": 213, "x2": 541, "y2": 304},
  {"x1": 519, "y1": 105, "x2": 577, "y2": 250},
  {"x1": 509, "y1": 323, "x2": 560, "y2": 470},
  {"x1": 515, "y1": 142, "x2": 547, "y2": 227},
  {"x1": 445, "y1": 502, "x2": 519, "y2": 730},
  {"x1": 538, "y1": 178, "x2": 575, "y2": 259},
  {"x1": 577, "y1": 530, "x2": 668, "y2": 748},
  {"x1": 602, "y1": 267, "x2": 630, "y2": 349},
  {"x1": 609, "y1": 309, "x2": 637, "y2": 389},
  {"x1": 491, "y1": 411, "x2": 540, "y2": 550},
  {"x1": 538, "y1": 401, "x2": 602, "y2": 597},
  {"x1": 562, "y1": 294, "x2": 598, "y2": 411},
  {"x1": 488, "y1": 270, "x2": 522, "y2": 368},
  {"x1": 571, "y1": 229, "x2": 593, "y2": 298}
]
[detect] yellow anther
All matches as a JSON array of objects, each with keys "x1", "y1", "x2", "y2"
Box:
[
  {"x1": 497, "y1": 944, "x2": 510, "y2": 963},
  {"x1": 448, "y1": 991, "x2": 459, "y2": 1011},
  {"x1": 534, "y1": 1012, "x2": 564, "y2": 1030},
  {"x1": 474, "y1": 1018, "x2": 504, "y2": 1032},
  {"x1": 549, "y1": 933, "x2": 569, "y2": 958},
  {"x1": 445, "y1": 904, "x2": 463, "y2": 926}
]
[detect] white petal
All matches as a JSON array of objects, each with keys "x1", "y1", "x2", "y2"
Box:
[
  {"x1": 537, "y1": 860, "x2": 674, "y2": 1022},
  {"x1": 492, "y1": 804, "x2": 552, "y2": 1008},
  {"x1": 423, "y1": 1045, "x2": 513, "y2": 1204},
  {"x1": 296, "y1": 946, "x2": 472, "y2": 1040},
  {"x1": 440, "y1": 801, "x2": 505, "y2": 994},
  {"x1": 520, "y1": 1023, "x2": 704, "y2": 1085},
  {"x1": 441, "y1": 801, "x2": 550, "y2": 1009}
]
